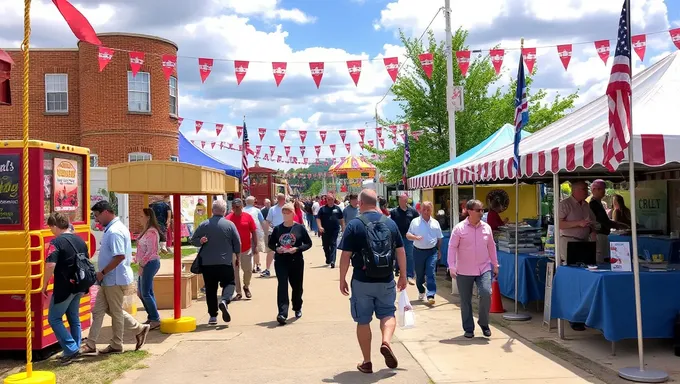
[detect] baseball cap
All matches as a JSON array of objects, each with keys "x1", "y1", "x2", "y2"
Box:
[{"x1": 232, "y1": 198, "x2": 243, "y2": 206}]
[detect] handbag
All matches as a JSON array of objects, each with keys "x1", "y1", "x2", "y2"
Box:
[{"x1": 190, "y1": 247, "x2": 203, "y2": 274}]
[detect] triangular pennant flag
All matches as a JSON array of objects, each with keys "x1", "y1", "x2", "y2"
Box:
[
  {"x1": 234, "y1": 60, "x2": 249, "y2": 85},
  {"x1": 383, "y1": 57, "x2": 399, "y2": 82},
  {"x1": 272, "y1": 62, "x2": 287, "y2": 86},
  {"x1": 269, "y1": 146, "x2": 276, "y2": 157},
  {"x1": 489, "y1": 49, "x2": 504, "y2": 75},
  {"x1": 161, "y1": 54, "x2": 177, "y2": 80},
  {"x1": 300, "y1": 146, "x2": 306, "y2": 156},
  {"x1": 303, "y1": 158, "x2": 308, "y2": 164},
  {"x1": 411, "y1": 130, "x2": 423, "y2": 141},
  {"x1": 329, "y1": 144, "x2": 336, "y2": 155},
  {"x1": 228, "y1": 143, "x2": 234, "y2": 150},
  {"x1": 198, "y1": 58, "x2": 213, "y2": 83},
  {"x1": 347, "y1": 60, "x2": 362, "y2": 86},
  {"x1": 418, "y1": 52, "x2": 434, "y2": 79},
  {"x1": 455, "y1": 50, "x2": 471, "y2": 77},
  {"x1": 200, "y1": 141, "x2": 206, "y2": 149},
  {"x1": 210, "y1": 142, "x2": 216, "y2": 149},
  {"x1": 277, "y1": 155, "x2": 282, "y2": 162},
  {"x1": 389, "y1": 125, "x2": 397, "y2": 136},
  {"x1": 368, "y1": 139, "x2": 374, "y2": 147},
  {"x1": 236, "y1": 126, "x2": 243, "y2": 139},
  {"x1": 178, "y1": 117, "x2": 184, "y2": 127},
  {"x1": 594, "y1": 40, "x2": 610, "y2": 65},
  {"x1": 339, "y1": 130, "x2": 347, "y2": 143},
  {"x1": 521, "y1": 47, "x2": 536, "y2": 74},
  {"x1": 278, "y1": 129, "x2": 286, "y2": 142},
  {"x1": 97, "y1": 47, "x2": 113, "y2": 72},
  {"x1": 379, "y1": 138, "x2": 385, "y2": 148},
  {"x1": 671, "y1": 28, "x2": 680, "y2": 50},
  {"x1": 319, "y1": 131, "x2": 327, "y2": 143},
  {"x1": 220, "y1": 142, "x2": 224, "y2": 149},
  {"x1": 632, "y1": 34, "x2": 647, "y2": 61},
  {"x1": 284, "y1": 146, "x2": 291, "y2": 156},
  {"x1": 255, "y1": 145, "x2": 262, "y2": 156},
  {"x1": 376, "y1": 127, "x2": 382, "y2": 137},
  {"x1": 314, "y1": 145, "x2": 321, "y2": 156},
  {"x1": 345, "y1": 143, "x2": 351, "y2": 153},
  {"x1": 258, "y1": 128, "x2": 266, "y2": 140},
  {"x1": 215, "y1": 124, "x2": 223, "y2": 136},
  {"x1": 309, "y1": 62, "x2": 324, "y2": 88},
  {"x1": 129, "y1": 51, "x2": 145, "y2": 77},
  {"x1": 195, "y1": 121, "x2": 203, "y2": 133},
  {"x1": 556, "y1": 44, "x2": 572, "y2": 70},
  {"x1": 299, "y1": 130, "x2": 307, "y2": 143},
  {"x1": 358, "y1": 129, "x2": 365, "y2": 141}
]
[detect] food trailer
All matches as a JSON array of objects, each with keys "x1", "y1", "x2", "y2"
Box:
[{"x1": 0, "y1": 140, "x2": 93, "y2": 352}]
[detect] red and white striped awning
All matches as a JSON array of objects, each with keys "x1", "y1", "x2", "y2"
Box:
[{"x1": 420, "y1": 52, "x2": 680, "y2": 186}]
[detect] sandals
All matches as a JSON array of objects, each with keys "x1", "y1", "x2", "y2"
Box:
[
  {"x1": 80, "y1": 344, "x2": 97, "y2": 354},
  {"x1": 380, "y1": 342, "x2": 398, "y2": 369},
  {"x1": 98, "y1": 345, "x2": 123, "y2": 355},
  {"x1": 232, "y1": 293, "x2": 243, "y2": 301},
  {"x1": 244, "y1": 287, "x2": 252, "y2": 299},
  {"x1": 357, "y1": 361, "x2": 373, "y2": 374}
]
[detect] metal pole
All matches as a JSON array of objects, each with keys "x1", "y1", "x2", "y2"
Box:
[
  {"x1": 503, "y1": 177, "x2": 531, "y2": 321},
  {"x1": 618, "y1": 2, "x2": 667, "y2": 381},
  {"x1": 444, "y1": 0, "x2": 459, "y2": 227},
  {"x1": 553, "y1": 173, "x2": 564, "y2": 339}
]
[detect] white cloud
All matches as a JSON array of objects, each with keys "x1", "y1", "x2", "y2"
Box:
[{"x1": 216, "y1": 0, "x2": 315, "y2": 24}]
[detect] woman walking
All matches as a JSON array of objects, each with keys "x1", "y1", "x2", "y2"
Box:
[
  {"x1": 269, "y1": 203, "x2": 312, "y2": 325},
  {"x1": 135, "y1": 208, "x2": 162, "y2": 329}
]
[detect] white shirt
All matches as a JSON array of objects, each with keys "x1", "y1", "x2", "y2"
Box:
[
  {"x1": 338, "y1": 201, "x2": 345, "y2": 210},
  {"x1": 408, "y1": 216, "x2": 444, "y2": 250},
  {"x1": 243, "y1": 205, "x2": 264, "y2": 236},
  {"x1": 312, "y1": 201, "x2": 321, "y2": 215},
  {"x1": 266, "y1": 204, "x2": 285, "y2": 227}
]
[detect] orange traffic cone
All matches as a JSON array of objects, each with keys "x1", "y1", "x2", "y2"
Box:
[{"x1": 490, "y1": 279, "x2": 505, "y2": 313}]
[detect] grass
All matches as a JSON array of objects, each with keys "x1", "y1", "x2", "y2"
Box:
[
  {"x1": 159, "y1": 246, "x2": 198, "y2": 260},
  {"x1": 2, "y1": 351, "x2": 149, "y2": 384}
]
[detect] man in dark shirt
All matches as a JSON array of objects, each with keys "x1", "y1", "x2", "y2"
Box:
[
  {"x1": 338, "y1": 189, "x2": 407, "y2": 374},
  {"x1": 316, "y1": 191, "x2": 345, "y2": 268},
  {"x1": 43, "y1": 212, "x2": 90, "y2": 364},
  {"x1": 150, "y1": 195, "x2": 172, "y2": 253},
  {"x1": 589, "y1": 179, "x2": 626, "y2": 263},
  {"x1": 390, "y1": 193, "x2": 419, "y2": 283}
]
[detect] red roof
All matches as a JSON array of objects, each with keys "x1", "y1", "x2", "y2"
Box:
[{"x1": 0, "y1": 49, "x2": 14, "y2": 65}]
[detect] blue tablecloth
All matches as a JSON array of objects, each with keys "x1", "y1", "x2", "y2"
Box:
[
  {"x1": 497, "y1": 251, "x2": 549, "y2": 305},
  {"x1": 439, "y1": 230, "x2": 451, "y2": 267},
  {"x1": 608, "y1": 234, "x2": 680, "y2": 264},
  {"x1": 551, "y1": 266, "x2": 680, "y2": 342}
]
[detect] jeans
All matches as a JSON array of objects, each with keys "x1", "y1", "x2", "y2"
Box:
[
  {"x1": 456, "y1": 271, "x2": 493, "y2": 333},
  {"x1": 306, "y1": 213, "x2": 317, "y2": 231},
  {"x1": 274, "y1": 255, "x2": 304, "y2": 317},
  {"x1": 138, "y1": 258, "x2": 161, "y2": 322},
  {"x1": 202, "y1": 264, "x2": 236, "y2": 317},
  {"x1": 414, "y1": 247, "x2": 438, "y2": 296},
  {"x1": 321, "y1": 229, "x2": 339, "y2": 264},
  {"x1": 48, "y1": 293, "x2": 83, "y2": 356}
]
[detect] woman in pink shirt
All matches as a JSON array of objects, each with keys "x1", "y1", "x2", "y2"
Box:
[
  {"x1": 135, "y1": 208, "x2": 162, "y2": 329},
  {"x1": 448, "y1": 199, "x2": 498, "y2": 339}
]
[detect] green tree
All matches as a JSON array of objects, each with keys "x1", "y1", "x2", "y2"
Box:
[
  {"x1": 305, "y1": 180, "x2": 323, "y2": 196},
  {"x1": 371, "y1": 29, "x2": 579, "y2": 183}
]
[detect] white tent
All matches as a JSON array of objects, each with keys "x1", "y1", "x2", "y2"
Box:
[{"x1": 431, "y1": 51, "x2": 680, "y2": 183}]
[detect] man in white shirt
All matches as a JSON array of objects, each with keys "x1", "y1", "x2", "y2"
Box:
[
  {"x1": 262, "y1": 193, "x2": 286, "y2": 278},
  {"x1": 311, "y1": 197, "x2": 321, "y2": 236},
  {"x1": 406, "y1": 201, "x2": 443, "y2": 305},
  {"x1": 244, "y1": 196, "x2": 266, "y2": 273}
]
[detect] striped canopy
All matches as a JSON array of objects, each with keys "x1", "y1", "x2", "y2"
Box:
[{"x1": 329, "y1": 155, "x2": 376, "y2": 176}]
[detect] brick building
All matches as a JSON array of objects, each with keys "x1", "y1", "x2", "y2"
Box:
[{"x1": 0, "y1": 33, "x2": 180, "y2": 232}]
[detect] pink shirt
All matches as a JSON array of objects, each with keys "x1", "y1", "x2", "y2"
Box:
[
  {"x1": 135, "y1": 228, "x2": 160, "y2": 266},
  {"x1": 447, "y1": 218, "x2": 498, "y2": 276}
]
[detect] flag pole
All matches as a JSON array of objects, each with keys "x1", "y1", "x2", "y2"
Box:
[
  {"x1": 503, "y1": 37, "x2": 531, "y2": 322},
  {"x1": 240, "y1": 114, "x2": 245, "y2": 197},
  {"x1": 444, "y1": 0, "x2": 459, "y2": 227},
  {"x1": 618, "y1": 0, "x2": 667, "y2": 381}
]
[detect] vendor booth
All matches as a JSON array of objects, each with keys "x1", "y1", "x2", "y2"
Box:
[
  {"x1": 0, "y1": 140, "x2": 94, "y2": 352},
  {"x1": 107, "y1": 160, "x2": 239, "y2": 333},
  {"x1": 329, "y1": 155, "x2": 376, "y2": 194}
]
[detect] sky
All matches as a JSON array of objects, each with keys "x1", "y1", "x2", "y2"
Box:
[{"x1": 0, "y1": 0, "x2": 678, "y2": 171}]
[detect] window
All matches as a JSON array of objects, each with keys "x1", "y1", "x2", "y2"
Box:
[
  {"x1": 89, "y1": 154, "x2": 99, "y2": 167},
  {"x1": 45, "y1": 74, "x2": 68, "y2": 112},
  {"x1": 169, "y1": 76, "x2": 178, "y2": 116},
  {"x1": 128, "y1": 152, "x2": 152, "y2": 162},
  {"x1": 169, "y1": 155, "x2": 179, "y2": 162},
  {"x1": 127, "y1": 71, "x2": 150, "y2": 112}
]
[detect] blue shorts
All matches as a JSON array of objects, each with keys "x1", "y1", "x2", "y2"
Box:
[{"x1": 350, "y1": 279, "x2": 397, "y2": 325}]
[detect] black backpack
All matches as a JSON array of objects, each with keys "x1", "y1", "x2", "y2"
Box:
[
  {"x1": 64, "y1": 236, "x2": 97, "y2": 293},
  {"x1": 357, "y1": 214, "x2": 395, "y2": 278}
]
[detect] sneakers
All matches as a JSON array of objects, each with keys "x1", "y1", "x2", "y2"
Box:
[
  {"x1": 464, "y1": 331, "x2": 474, "y2": 338},
  {"x1": 277, "y1": 315, "x2": 287, "y2": 325},
  {"x1": 330, "y1": 263, "x2": 335, "y2": 269},
  {"x1": 148, "y1": 320, "x2": 161, "y2": 331},
  {"x1": 418, "y1": 293, "x2": 426, "y2": 301},
  {"x1": 135, "y1": 324, "x2": 151, "y2": 351},
  {"x1": 481, "y1": 326, "x2": 492, "y2": 337},
  {"x1": 219, "y1": 300, "x2": 231, "y2": 323},
  {"x1": 255, "y1": 265, "x2": 262, "y2": 273},
  {"x1": 427, "y1": 296, "x2": 435, "y2": 305},
  {"x1": 260, "y1": 269, "x2": 271, "y2": 278},
  {"x1": 295, "y1": 310, "x2": 302, "y2": 319},
  {"x1": 59, "y1": 352, "x2": 80, "y2": 365},
  {"x1": 208, "y1": 317, "x2": 218, "y2": 325}
]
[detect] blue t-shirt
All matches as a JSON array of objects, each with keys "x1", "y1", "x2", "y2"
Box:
[
  {"x1": 150, "y1": 201, "x2": 171, "y2": 229},
  {"x1": 338, "y1": 211, "x2": 403, "y2": 283}
]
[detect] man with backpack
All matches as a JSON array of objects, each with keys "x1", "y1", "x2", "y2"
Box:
[
  {"x1": 338, "y1": 189, "x2": 407, "y2": 374},
  {"x1": 43, "y1": 212, "x2": 93, "y2": 365}
]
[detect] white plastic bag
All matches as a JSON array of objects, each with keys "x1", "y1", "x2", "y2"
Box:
[{"x1": 397, "y1": 290, "x2": 416, "y2": 329}]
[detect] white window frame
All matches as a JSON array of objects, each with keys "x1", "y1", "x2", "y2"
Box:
[
  {"x1": 169, "y1": 155, "x2": 179, "y2": 162},
  {"x1": 45, "y1": 74, "x2": 68, "y2": 113},
  {"x1": 169, "y1": 76, "x2": 178, "y2": 116},
  {"x1": 89, "y1": 154, "x2": 99, "y2": 167},
  {"x1": 128, "y1": 152, "x2": 152, "y2": 162},
  {"x1": 127, "y1": 71, "x2": 151, "y2": 113}
]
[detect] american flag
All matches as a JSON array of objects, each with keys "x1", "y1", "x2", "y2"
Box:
[
  {"x1": 241, "y1": 120, "x2": 254, "y2": 195},
  {"x1": 402, "y1": 126, "x2": 410, "y2": 189},
  {"x1": 513, "y1": 52, "x2": 529, "y2": 172},
  {"x1": 603, "y1": 1, "x2": 632, "y2": 172}
]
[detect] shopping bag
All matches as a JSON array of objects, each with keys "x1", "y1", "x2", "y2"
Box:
[{"x1": 397, "y1": 290, "x2": 415, "y2": 329}]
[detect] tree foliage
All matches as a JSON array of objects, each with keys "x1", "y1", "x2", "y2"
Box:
[{"x1": 371, "y1": 29, "x2": 579, "y2": 183}]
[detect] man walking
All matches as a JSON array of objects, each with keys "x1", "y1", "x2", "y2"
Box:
[
  {"x1": 406, "y1": 201, "x2": 443, "y2": 305},
  {"x1": 226, "y1": 198, "x2": 258, "y2": 300},
  {"x1": 244, "y1": 196, "x2": 266, "y2": 273},
  {"x1": 390, "y1": 193, "x2": 418, "y2": 284},
  {"x1": 339, "y1": 189, "x2": 407, "y2": 374},
  {"x1": 83, "y1": 201, "x2": 150, "y2": 354},
  {"x1": 343, "y1": 193, "x2": 359, "y2": 222},
  {"x1": 448, "y1": 199, "x2": 498, "y2": 338},
  {"x1": 262, "y1": 194, "x2": 286, "y2": 278},
  {"x1": 312, "y1": 196, "x2": 321, "y2": 236},
  {"x1": 150, "y1": 195, "x2": 172, "y2": 253},
  {"x1": 191, "y1": 199, "x2": 241, "y2": 325},
  {"x1": 316, "y1": 191, "x2": 345, "y2": 268}
]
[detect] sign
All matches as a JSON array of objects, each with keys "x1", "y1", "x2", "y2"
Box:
[
  {"x1": 610, "y1": 241, "x2": 632, "y2": 272},
  {"x1": 0, "y1": 154, "x2": 20, "y2": 224},
  {"x1": 447, "y1": 85, "x2": 464, "y2": 112},
  {"x1": 54, "y1": 158, "x2": 78, "y2": 212}
]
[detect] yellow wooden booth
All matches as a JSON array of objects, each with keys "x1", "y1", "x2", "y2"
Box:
[{"x1": 107, "y1": 161, "x2": 239, "y2": 334}]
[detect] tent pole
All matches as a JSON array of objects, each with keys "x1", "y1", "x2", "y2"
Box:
[
  {"x1": 503, "y1": 176, "x2": 531, "y2": 321},
  {"x1": 553, "y1": 173, "x2": 564, "y2": 339}
]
